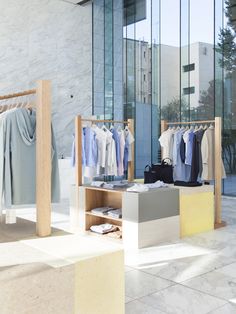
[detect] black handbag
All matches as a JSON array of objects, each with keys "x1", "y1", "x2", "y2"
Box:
[
  {"x1": 152, "y1": 158, "x2": 174, "y2": 183},
  {"x1": 144, "y1": 165, "x2": 157, "y2": 184}
]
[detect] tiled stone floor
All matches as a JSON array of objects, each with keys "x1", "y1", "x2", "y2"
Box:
[
  {"x1": 125, "y1": 197, "x2": 236, "y2": 314},
  {"x1": 2, "y1": 197, "x2": 236, "y2": 313}
]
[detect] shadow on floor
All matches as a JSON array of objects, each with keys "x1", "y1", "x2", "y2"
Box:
[{"x1": 0, "y1": 215, "x2": 71, "y2": 243}]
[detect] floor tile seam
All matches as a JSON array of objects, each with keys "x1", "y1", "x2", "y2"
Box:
[
  {"x1": 205, "y1": 302, "x2": 232, "y2": 314},
  {"x1": 139, "y1": 266, "x2": 216, "y2": 285},
  {"x1": 178, "y1": 279, "x2": 230, "y2": 304},
  {"x1": 132, "y1": 297, "x2": 169, "y2": 314},
  {"x1": 213, "y1": 259, "x2": 236, "y2": 273},
  {"x1": 125, "y1": 281, "x2": 176, "y2": 300},
  {"x1": 135, "y1": 268, "x2": 177, "y2": 285}
]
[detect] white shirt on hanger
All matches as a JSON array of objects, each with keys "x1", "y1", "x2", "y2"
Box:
[
  {"x1": 159, "y1": 128, "x2": 175, "y2": 160},
  {"x1": 124, "y1": 128, "x2": 135, "y2": 161},
  {"x1": 105, "y1": 132, "x2": 117, "y2": 176},
  {"x1": 92, "y1": 125, "x2": 117, "y2": 176},
  {"x1": 117, "y1": 129, "x2": 125, "y2": 176},
  {"x1": 201, "y1": 126, "x2": 226, "y2": 180}
]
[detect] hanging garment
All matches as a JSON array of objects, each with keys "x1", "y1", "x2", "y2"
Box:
[
  {"x1": 1, "y1": 108, "x2": 60, "y2": 207},
  {"x1": 92, "y1": 125, "x2": 117, "y2": 176},
  {"x1": 82, "y1": 126, "x2": 98, "y2": 178},
  {"x1": 183, "y1": 129, "x2": 194, "y2": 166},
  {"x1": 201, "y1": 127, "x2": 226, "y2": 180},
  {"x1": 180, "y1": 136, "x2": 186, "y2": 163},
  {"x1": 124, "y1": 128, "x2": 135, "y2": 171},
  {"x1": 190, "y1": 128, "x2": 205, "y2": 182},
  {"x1": 0, "y1": 109, "x2": 16, "y2": 208},
  {"x1": 110, "y1": 128, "x2": 120, "y2": 168},
  {"x1": 105, "y1": 134, "x2": 117, "y2": 176},
  {"x1": 91, "y1": 125, "x2": 107, "y2": 174},
  {"x1": 158, "y1": 128, "x2": 175, "y2": 160},
  {"x1": 173, "y1": 129, "x2": 191, "y2": 181},
  {"x1": 117, "y1": 129, "x2": 125, "y2": 176}
]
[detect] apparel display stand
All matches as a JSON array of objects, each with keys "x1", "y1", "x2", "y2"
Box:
[
  {"x1": 72, "y1": 115, "x2": 181, "y2": 247},
  {"x1": 161, "y1": 117, "x2": 225, "y2": 229},
  {"x1": 0, "y1": 80, "x2": 52, "y2": 237},
  {"x1": 74, "y1": 115, "x2": 135, "y2": 186}
]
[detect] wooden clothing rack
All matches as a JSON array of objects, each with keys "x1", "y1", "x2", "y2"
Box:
[
  {"x1": 0, "y1": 80, "x2": 52, "y2": 237},
  {"x1": 74, "y1": 115, "x2": 135, "y2": 186},
  {"x1": 161, "y1": 117, "x2": 225, "y2": 229}
]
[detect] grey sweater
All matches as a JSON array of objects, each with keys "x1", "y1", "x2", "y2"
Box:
[{"x1": 1, "y1": 108, "x2": 60, "y2": 207}]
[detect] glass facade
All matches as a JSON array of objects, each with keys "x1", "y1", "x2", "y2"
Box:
[
  {"x1": 93, "y1": 0, "x2": 236, "y2": 194},
  {"x1": 92, "y1": 0, "x2": 123, "y2": 120}
]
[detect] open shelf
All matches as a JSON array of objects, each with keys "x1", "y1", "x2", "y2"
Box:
[
  {"x1": 86, "y1": 211, "x2": 122, "y2": 222},
  {"x1": 84, "y1": 187, "x2": 123, "y2": 231}
]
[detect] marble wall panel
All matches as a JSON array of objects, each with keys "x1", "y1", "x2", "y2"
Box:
[{"x1": 0, "y1": 0, "x2": 92, "y2": 156}]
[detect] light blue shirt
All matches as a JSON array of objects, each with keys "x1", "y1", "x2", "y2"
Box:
[
  {"x1": 185, "y1": 131, "x2": 194, "y2": 166},
  {"x1": 84, "y1": 127, "x2": 98, "y2": 167},
  {"x1": 110, "y1": 128, "x2": 120, "y2": 167}
]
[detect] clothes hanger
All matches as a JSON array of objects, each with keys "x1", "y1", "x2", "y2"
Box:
[
  {"x1": 117, "y1": 125, "x2": 122, "y2": 131},
  {"x1": 110, "y1": 123, "x2": 114, "y2": 130},
  {"x1": 91, "y1": 122, "x2": 97, "y2": 128},
  {"x1": 204, "y1": 124, "x2": 208, "y2": 130},
  {"x1": 102, "y1": 123, "x2": 108, "y2": 132},
  {"x1": 26, "y1": 96, "x2": 33, "y2": 114}
]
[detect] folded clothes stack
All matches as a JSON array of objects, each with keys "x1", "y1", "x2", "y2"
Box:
[
  {"x1": 106, "y1": 226, "x2": 122, "y2": 239},
  {"x1": 91, "y1": 206, "x2": 122, "y2": 218},
  {"x1": 90, "y1": 180, "x2": 128, "y2": 189},
  {"x1": 91, "y1": 206, "x2": 115, "y2": 215},
  {"x1": 126, "y1": 184, "x2": 149, "y2": 192},
  {"x1": 126, "y1": 180, "x2": 168, "y2": 192},
  {"x1": 90, "y1": 223, "x2": 118, "y2": 234},
  {"x1": 107, "y1": 208, "x2": 122, "y2": 219},
  {"x1": 90, "y1": 181, "x2": 106, "y2": 187}
]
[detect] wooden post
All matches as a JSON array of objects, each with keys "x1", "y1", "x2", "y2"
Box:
[
  {"x1": 75, "y1": 115, "x2": 83, "y2": 186},
  {"x1": 128, "y1": 118, "x2": 134, "y2": 182},
  {"x1": 36, "y1": 80, "x2": 51, "y2": 237},
  {"x1": 161, "y1": 119, "x2": 167, "y2": 134},
  {"x1": 214, "y1": 117, "x2": 225, "y2": 228}
]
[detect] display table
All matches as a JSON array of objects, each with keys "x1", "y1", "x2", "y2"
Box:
[
  {"x1": 0, "y1": 228, "x2": 124, "y2": 314},
  {"x1": 70, "y1": 185, "x2": 180, "y2": 249},
  {"x1": 169, "y1": 184, "x2": 214, "y2": 237}
]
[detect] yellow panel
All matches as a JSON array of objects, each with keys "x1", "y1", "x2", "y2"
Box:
[
  {"x1": 75, "y1": 250, "x2": 125, "y2": 314},
  {"x1": 180, "y1": 192, "x2": 214, "y2": 237}
]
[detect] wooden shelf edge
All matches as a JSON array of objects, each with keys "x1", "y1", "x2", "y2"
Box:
[
  {"x1": 86, "y1": 211, "x2": 122, "y2": 222},
  {"x1": 214, "y1": 221, "x2": 227, "y2": 229},
  {"x1": 84, "y1": 186, "x2": 125, "y2": 193}
]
